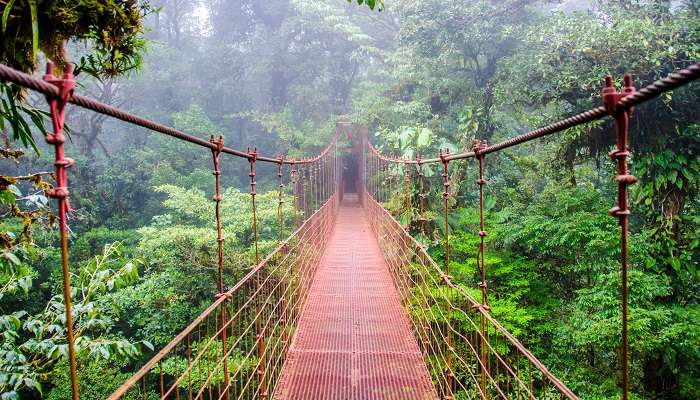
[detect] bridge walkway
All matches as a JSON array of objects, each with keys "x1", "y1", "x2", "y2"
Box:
[{"x1": 274, "y1": 194, "x2": 437, "y2": 399}]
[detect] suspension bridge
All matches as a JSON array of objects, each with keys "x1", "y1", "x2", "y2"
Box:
[{"x1": 1, "y1": 61, "x2": 698, "y2": 400}]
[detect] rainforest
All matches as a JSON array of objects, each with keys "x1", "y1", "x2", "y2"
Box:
[{"x1": 0, "y1": 1, "x2": 698, "y2": 399}]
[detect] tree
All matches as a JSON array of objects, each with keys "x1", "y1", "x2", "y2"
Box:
[
  {"x1": 494, "y1": 0, "x2": 700, "y2": 306},
  {"x1": 1, "y1": 0, "x2": 150, "y2": 151},
  {"x1": 0, "y1": 243, "x2": 151, "y2": 398}
]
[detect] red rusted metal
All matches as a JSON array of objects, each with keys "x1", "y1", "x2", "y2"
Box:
[
  {"x1": 108, "y1": 198, "x2": 339, "y2": 400},
  {"x1": 438, "y1": 149, "x2": 455, "y2": 399},
  {"x1": 473, "y1": 139, "x2": 491, "y2": 398},
  {"x1": 291, "y1": 160, "x2": 299, "y2": 229},
  {"x1": 274, "y1": 194, "x2": 437, "y2": 399},
  {"x1": 210, "y1": 134, "x2": 231, "y2": 400},
  {"x1": 277, "y1": 156, "x2": 285, "y2": 240},
  {"x1": 1, "y1": 61, "x2": 698, "y2": 166},
  {"x1": 43, "y1": 62, "x2": 79, "y2": 400},
  {"x1": 603, "y1": 74, "x2": 636, "y2": 400},
  {"x1": 0, "y1": 59, "x2": 692, "y2": 399},
  {"x1": 248, "y1": 148, "x2": 270, "y2": 398},
  {"x1": 109, "y1": 136, "x2": 341, "y2": 400},
  {"x1": 360, "y1": 132, "x2": 579, "y2": 399},
  {"x1": 210, "y1": 135, "x2": 225, "y2": 293},
  {"x1": 363, "y1": 186, "x2": 579, "y2": 399},
  {"x1": 417, "y1": 155, "x2": 427, "y2": 237},
  {"x1": 403, "y1": 158, "x2": 411, "y2": 216},
  {"x1": 249, "y1": 148, "x2": 261, "y2": 264},
  {"x1": 473, "y1": 139, "x2": 489, "y2": 310},
  {"x1": 300, "y1": 161, "x2": 308, "y2": 218}
]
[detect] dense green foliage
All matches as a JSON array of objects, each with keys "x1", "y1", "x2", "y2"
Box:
[
  {"x1": 0, "y1": 0, "x2": 698, "y2": 399},
  {"x1": 356, "y1": 1, "x2": 699, "y2": 398}
]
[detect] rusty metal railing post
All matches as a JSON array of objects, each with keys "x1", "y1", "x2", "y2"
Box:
[
  {"x1": 291, "y1": 161, "x2": 298, "y2": 229},
  {"x1": 277, "y1": 155, "x2": 288, "y2": 350},
  {"x1": 369, "y1": 149, "x2": 374, "y2": 199},
  {"x1": 403, "y1": 158, "x2": 411, "y2": 218},
  {"x1": 381, "y1": 159, "x2": 385, "y2": 203},
  {"x1": 323, "y1": 153, "x2": 328, "y2": 203},
  {"x1": 43, "y1": 62, "x2": 79, "y2": 400},
  {"x1": 370, "y1": 151, "x2": 374, "y2": 199},
  {"x1": 473, "y1": 139, "x2": 490, "y2": 398},
  {"x1": 248, "y1": 148, "x2": 261, "y2": 264},
  {"x1": 378, "y1": 155, "x2": 381, "y2": 200},
  {"x1": 325, "y1": 142, "x2": 330, "y2": 210},
  {"x1": 474, "y1": 140, "x2": 489, "y2": 308},
  {"x1": 210, "y1": 135, "x2": 231, "y2": 400},
  {"x1": 387, "y1": 160, "x2": 391, "y2": 204},
  {"x1": 317, "y1": 158, "x2": 322, "y2": 208},
  {"x1": 311, "y1": 160, "x2": 317, "y2": 211},
  {"x1": 277, "y1": 156, "x2": 285, "y2": 241},
  {"x1": 387, "y1": 161, "x2": 392, "y2": 202},
  {"x1": 392, "y1": 161, "x2": 398, "y2": 201},
  {"x1": 372, "y1": 152, "x2": 377, "y2": 199},
  {"x1": 603, "y1": 75, "x2": 636, "y2": 400},
  {"x1": 439, "y1": 149, "x2": 454, "y2": 399},
  {"x1": 315, "y1": 159, "x2": 319, "y2": 210},
  {"x1": 373, "y1": 153, "x2": 377, "y2": 199},
  {"x1": 248, "y1": 148, "x2": 266, "y2": 399},
  {"x1": 301, "y1": 160, "x2": 308, "y2": 218},
  {"x1": 211, "y1": 136, "x2": 226, "y2": 293},
  {"x1": 417, "y1": 155, "x2": 426, "y2": 238}
]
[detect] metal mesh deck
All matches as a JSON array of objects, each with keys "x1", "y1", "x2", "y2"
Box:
[{"x1": 274, "y1": 194, "x2": 437, "y2": 399}]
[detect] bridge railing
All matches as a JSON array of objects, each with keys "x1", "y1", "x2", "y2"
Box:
[
  {"x1": 364, "y1": 193, "x2": 577, "y2": 399},
  {"x1": 1, "y1": 57, "x2": 698, "y2": 400},
  {"x1": 108, "y1": 194, "x2": 339, "y2": 400},
  {"x1": 356, "y1": 63, "x2": 700, "y2": 399},
  {"x1": 0, "y1": 61, "x2": 344, "y2": 400}
]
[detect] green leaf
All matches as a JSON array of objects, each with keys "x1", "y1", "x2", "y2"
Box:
[
  {"x1": 8, "y1": 184, "x2": 21, "y2": 197},
  {"x1": 1, "y1": 0, "x2": 16, "y2": 33},
  {"x1": 398, "y1": 127, "x2": 413, "y2": 148},
  {"x1": 142, "y1": 340, "x2": 154, "y2": 351},
  {"x1": 681, "y1": 169, "x2": 694, "y2": 181},
  {"x1": 0, "y1": 189, "x2": 15, "y2": 204},
  {"x1": 22, "y1": 378, "x2": 41, "y2": 394},
  {"x1": 669, "y1": 257, "x2": 681, "y2": 275},
  {"x1": 416, "y1": 128, "x2": 432, "y2": 148},
  {"x1": 3, "y1": 251, "x2": 21, "y2": 265},
  {"x1": 18, "y1": 276, "x2": 32, "y2": 292},
  {"x1": 668, "y1": 170, "x2": 678, "y2": 183},
  {"x1": 1, "y1": 390, "x2": 19, "y2": 400}
]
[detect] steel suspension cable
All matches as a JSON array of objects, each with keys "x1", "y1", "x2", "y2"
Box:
[
  {"x1": 2, "y1": 57, "x2": 697, "y2": 400},
  {"x1": 363, "y1": 62, "x2": 699, "y2": 164},
  {"x1": 0, "y1": 63, "x2": 349, "y2": 165},
  {"x1": 363, "y1": 64, "x2": 698, "y2": 399}
]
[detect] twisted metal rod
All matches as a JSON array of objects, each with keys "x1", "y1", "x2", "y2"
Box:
[
  {"x1": 0, "y1": 63, "x2": 340, "y2": 164},
  {"x1": 365, "y1": 62, "x2": 700, "y2": 163},
  {"x1": 1, "y1": 60, "x2": 696, "y2": 165}
]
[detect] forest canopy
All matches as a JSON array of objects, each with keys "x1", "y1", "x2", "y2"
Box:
[{"x1": 0, "y1": 0, "x2": 698, "y2": 399}]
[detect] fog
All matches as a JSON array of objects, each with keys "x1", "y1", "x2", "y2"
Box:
[{"x1": 1, "y1": 1, "x2": 698, "y2": 399}]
